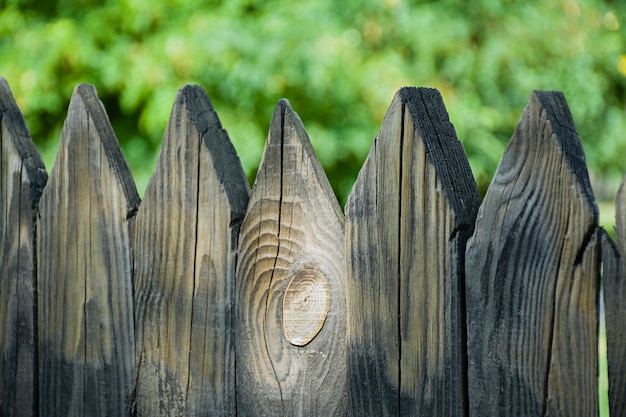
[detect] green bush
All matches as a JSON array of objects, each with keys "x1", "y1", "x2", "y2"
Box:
[{"x1": 1, "y1": 0, "x2": 625, "y2": 206}]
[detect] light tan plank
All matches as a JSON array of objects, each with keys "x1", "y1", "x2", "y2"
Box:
[
  {"x1": 236, "y1": 99, "x2": 346, "y2": 416},
  {"x1": 465, "y1": 91, "x2": 599, "y2": 416},
  {"x1": 346, "y1": 87, "x2": 481, "y2": 416},
  {"x1": 0, "y1": 77, "x2": 47, "y2": 417},
  {"x1": 133, "y1": 85, "x2": 249, "y2": 416},
  {"x1": 37, "y1": 84, "x2": 139, "y2": 416}
]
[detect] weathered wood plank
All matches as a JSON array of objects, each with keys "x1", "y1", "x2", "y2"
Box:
[
  {"x1": 134, "y1": 85, "x2": 249, "y2": 416},
  {"x1": 36, "y1": 84, "x2": 139, "y2": 416},
  {"x1": 0, "y1": 77, "x2": 47, "y2": 417},
  {"x1": 604, "y1": 176, "x2": 626, "y2": 417},
  {"x1": 465, "y1": 91, "x2": 599, "y2": 416},
  {"x1": 345, "y1": 87, "x2": 481, "y2": 416},
  {"x1": 236, "y1": 99, "x2": 346, "y2": 416}
]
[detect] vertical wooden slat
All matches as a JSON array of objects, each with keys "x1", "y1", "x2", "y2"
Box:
[
  {"x1": 604, "y1": 175, "x2": 626, "y2": 416},
  {"x1": 133, "y1": 85, "x2": 249, "y2": 416},
  {"x1": 37, "y1": 84, "x2": 139, "y2": 416},
  {"x1": 465, "y1": 91, "x2": 599, "y2": 416},
  {"x1": 236, "y1": 99, "x2": 346, "y2": 416},
  {"x1": 0, "y1": 77, "x2": 47, "y2": 417},
  {"x1": 345, "y1": 87, "x2": 481, "y2": 416}
]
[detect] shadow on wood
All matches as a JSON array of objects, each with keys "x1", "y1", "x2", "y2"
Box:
[
  {"x1": 236, "y1": 99, "x2": 346, "y2": 417},
  {"x1": 465, "y1": 91, "x2": 599, "y2": 416},
  {"x1": 133, "y1": 85, "x2": 249, "y2": 416},
  {"x1": 603, "y1": 176, "x2": 626, "y2": 417},
  {"x1": 0, "y1": 78, "x2": 624, "y2": 417},
  {"x1": 0, "y1": 77, "x2": 47, "y2": 417},
  {"x1": 37, "y1": 84, "x2": 139, "y2": 416},
  {"x1": 346, "y1": 87, "x2": 480, "y2": 417}
]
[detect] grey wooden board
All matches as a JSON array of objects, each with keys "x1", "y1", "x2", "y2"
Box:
[
  {"x1": 0, "y1": 77, "x2": 47, "y2": 417},
  {"x1": 345, "y1": 87, "x2": 480, "y2": 416},
  {"x1": 465, "y1": 90, "x2": 599, "y2": 416},
  {"x1": 236, "y1": 99, "x2": 346, "y2": 416},
  {"x1": 133, "y1": 85, "x2": 249, "y2": 416},
  {"x1": 36, "y1": 84, "x2": 139, "y2": 416},
  {"x1": 603, "y1": 176, "x2": 626, "y2": 417}
]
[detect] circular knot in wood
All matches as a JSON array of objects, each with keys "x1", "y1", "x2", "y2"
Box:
[{"x1": 282, "y1": 266, "x2": 331, "y2": 346}]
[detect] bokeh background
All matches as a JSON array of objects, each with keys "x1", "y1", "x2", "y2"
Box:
[
  {"x1": 2, "y1": 0, "x2": 625, "y2": 205},
  {"x1": 1, "y1": 0, "x2": 624, "y2": 413}
]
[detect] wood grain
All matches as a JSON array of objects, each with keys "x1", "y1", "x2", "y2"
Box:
[
  {"x1": 0, "y1": 77, "x2": 47, "y2": 417},
  {"x1": 603, "y1": 175, "x2": 626, "y2": 417},
  {"x1": 345, "y1": 87, "x2": 481, "y2": 416},
  {"x1": 235, "y1": 99, "x2": 346, "y2": 416},
  {"x1": 36, "y1": 84, "x2": 139, "y2": 416},
  {"x1": 133, "y1": 85, "x2": 249, "y2": 416},
  {"x1": 465, "y1": 91, "x2": 599, "y2": 416}
]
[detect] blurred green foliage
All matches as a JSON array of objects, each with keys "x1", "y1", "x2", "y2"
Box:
[{"x1": 1, "y1": 0, "x2": 625, "y2": 206}]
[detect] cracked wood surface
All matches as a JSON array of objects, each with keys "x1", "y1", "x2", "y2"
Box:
[
  {"x1": 345, "y1": 87, "x2": 481, "y2": 417},
  {"x1": 0, "y1": 77, "x2": 47, "y2": 417},
  {"x1": 1, "y1": 75, "x2": 622, "y2": 416},
  {"x1": 133, "y1": 85, "x2": 249, "y2": 416},
  {"x1": 235, "y1": 99, "x2": 346, "y2": 417},
  {"x1": 36, "y1": 84, "x2": 139, "y2": 416},
  {"x1": 465, "y1": 91, "x2": 599, "y2": 416}
]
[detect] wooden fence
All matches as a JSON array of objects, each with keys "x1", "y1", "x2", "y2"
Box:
[{"x1": 1, "y1": 76, "x2": 625, "y2": 416}]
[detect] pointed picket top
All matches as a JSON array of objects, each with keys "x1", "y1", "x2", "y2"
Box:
[
  {"x1": 236, "y1": 99, "x2": 346, "y2": 416},
  {"x1": 133, "y1": 85, "x2": 249, "y2": 416},
  {"x1": 0, "y1": 77, "x2": 47, "y2": 193},
  {"x1": 345, "y1": 87, "x2": 480, "y2": 416},
  {"x1": 0, "y1": 77, "x2": 47, "y2": 417},
  {"x1": 36, "y1": 83, "x2": 139, "y2": 416},
  {"x1": 465, "y1": 91, "x2": 599, "y2": 416},
  {"x1": 398, "y1": 87, "x2": 482, "y2": 225},
  {"x1": 603, "y1": 175, "x2": 626, "y2": 416}
]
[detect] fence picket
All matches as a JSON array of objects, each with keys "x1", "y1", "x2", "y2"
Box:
[
  {"x1": 604, "y1": 176, "x2": 626, "y2": 416},
  {"x1": 345, "y1": 87, "x2": 481, "y2": 416},
  {"x1": 133, "y1": 85, "x2": 249, "y2": 416},
  {"x1": 465, "y1": 91, "x2": 599, "y2": 416},
  {"x1": 36, "y1": 84, "x2": 139, "y2": 416},
  {"x1": 0, "y1": 77, "x2": 47, "y2": 417},
  {"x1": 235, "y1": 99, "x2": 346, "y2": 416},
  {"x1": 0, "y1": 77, "x2": 624, "y2": 416}
]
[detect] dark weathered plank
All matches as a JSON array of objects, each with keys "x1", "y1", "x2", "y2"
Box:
[
  {"x1": 465, "y1": 91, "x2": 599, "y2": 416},
  {"x1": 345, "y1": 87, "x2": 481, "y2": 416},
  {"x1": 0, "y1": 77, "x2": 47, "y2": 417},
  {"x1": 134, "y1": 85, "x2": 249, "y2": 416},
  {"x1": 36, "y1": 84, "x2": 139, "y2": 416},
  {"x1": 236, "y1": 99, "x2": 346, "y2": 416},
  {"x1": 604, "y1": 176, "x2": 626, "y2": 417}
]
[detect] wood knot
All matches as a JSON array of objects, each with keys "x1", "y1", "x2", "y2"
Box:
[{"x1": 282, "y1": 266, "x2": 331, "y2": 346}]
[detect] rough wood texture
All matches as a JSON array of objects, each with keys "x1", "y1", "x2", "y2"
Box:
[
  {"x1": 603, "y1": 176, "x2": 626, "y2": 417},
  {"x1": 465, "y1": 91, "x2": 599, "y2": 416},
  {"x1": 0, "y1": 77, "x2": 47, "y2": 417},
  {"x1": 345, "y1": 87, "x2": 481, "y2": 417},
  {"x1": 134, "y1": 85, "x2": 249, "y2": 416},
  {"x1": 36, "y1": 84, "x2": 139, "y2": 416},
  {"x1": 236, "y1": 99, "x2": 346, "y2": 416}
]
